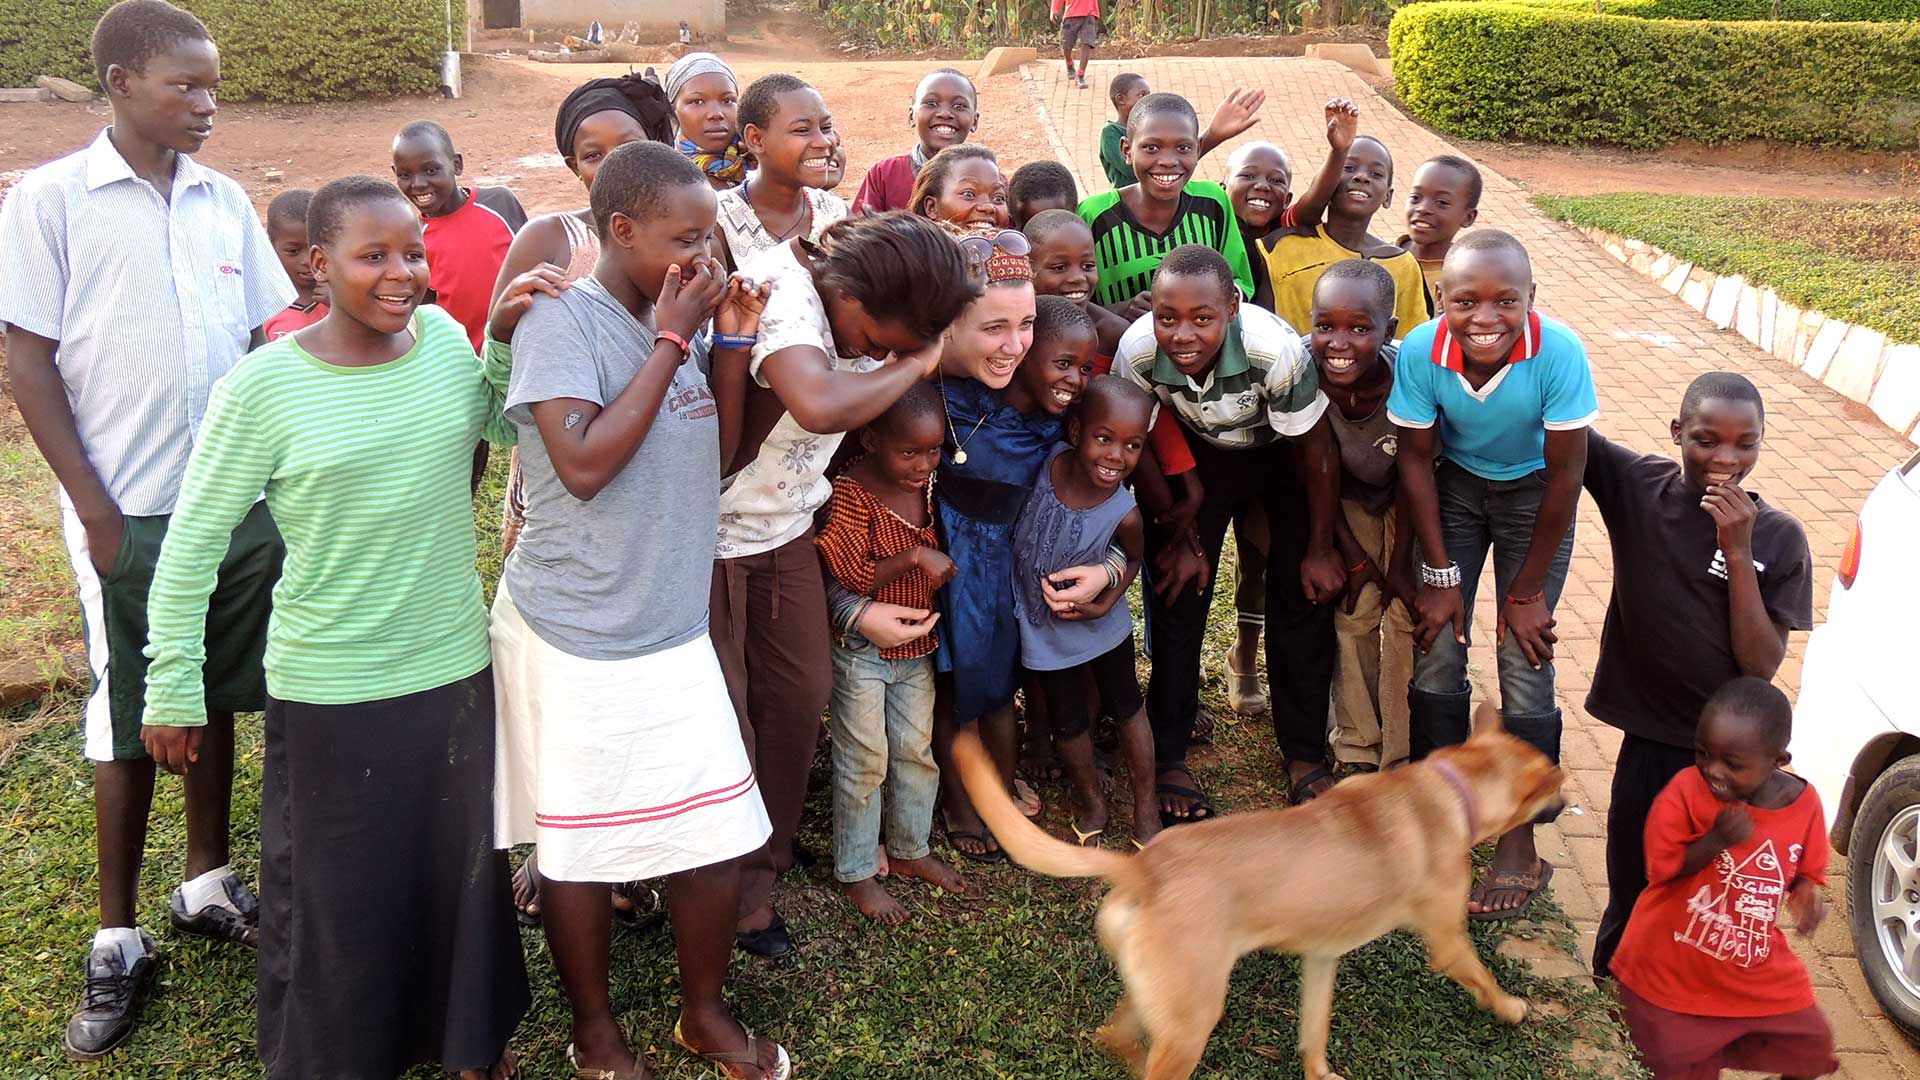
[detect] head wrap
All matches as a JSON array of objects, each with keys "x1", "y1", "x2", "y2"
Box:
[
  {"x1": 664, "y1": 52, "x2": 736, "y2": 104},
  {"x1": 663, "y1": 53, "x2": 749, "y2": 186},
  {"x1": 553, "y1": 70, "x2": 674, "y2": 159}
]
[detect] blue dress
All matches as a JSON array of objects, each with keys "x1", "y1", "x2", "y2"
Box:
[{"x1": 932, "y1": 377, "x2": 1061, "y2": 725}]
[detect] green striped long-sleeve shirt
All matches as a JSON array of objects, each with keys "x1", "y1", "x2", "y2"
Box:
[{"x1": 143, "y1": 305, "x2": 516, "y2": 724}]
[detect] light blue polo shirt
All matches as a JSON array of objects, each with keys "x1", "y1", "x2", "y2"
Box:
[{"x1": 1386, "y1": 312, "x2": 1599, "y2": 481}]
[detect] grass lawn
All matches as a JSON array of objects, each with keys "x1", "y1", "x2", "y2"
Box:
[
  {"x1": 1532, "y1": 193, "x2": 1920, "y2": 345},
  {"x1": 0, "y1": 444, "x2": 1640, "y2": 1079}
]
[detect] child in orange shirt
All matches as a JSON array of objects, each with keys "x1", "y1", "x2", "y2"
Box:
[
  {"x1": 815, "y1": 382, "x2": 968, "y2": 924},
  {"x1": 1611, "y1": 676, "x2": 1837, "y2": 1080}
]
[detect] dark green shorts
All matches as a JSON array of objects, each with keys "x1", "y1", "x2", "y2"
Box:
[{"x1": 83, "y1": 500, "x2": 283, "y2": 761}]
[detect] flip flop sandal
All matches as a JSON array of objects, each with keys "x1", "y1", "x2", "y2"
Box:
[
  {"x1": 672, "y1": 1021, "x2": 792, "y2": 1080},
  {"x1": 1013, "y1": 777, "x2": 1044, "y2": 819},
  {"x1": 943, "y1": 829, "x2": 1007, "y2": 864},
  {"x1": 567, "y1": 1044, "x2": 646, "y2": 1080},
  {"x1": 612, "y1": 881, "x2": 664, "y2": 931},
  {"x1": 1155, "y1": 781, "x2": 1217, "y2": 828},
  {"x1": 1467, "y1": 859, "x2": 1556, "y2": 922},
  {"x1": 1071, "y1": 821, "x2": 1105, "y2": 848},
  {"x1": 1288, "y1": 764, "x2": 1337, "y2": 806},
  {"x1": 511, "y1": 854, "x2": 541, "y2": 928},
  {"x1": 1188, "y1": 709, "x2": 1216, "y2": 746}
]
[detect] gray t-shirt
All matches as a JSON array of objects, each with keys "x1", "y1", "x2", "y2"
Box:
[
  {"x1": 503, "y1": 275, "x2": 720, "y2": 660},
  {"x1": 1310, "y1": 338, "x2": 1400, "y2": 515}
]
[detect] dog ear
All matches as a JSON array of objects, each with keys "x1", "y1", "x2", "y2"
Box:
[{"x1": 1469, "y1": 700, "x2": 1504, "y2": 739}]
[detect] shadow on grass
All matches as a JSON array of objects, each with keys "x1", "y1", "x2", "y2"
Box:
[{"x1": 0, "y1": 469, "x2": 1643, "y2": 1078}]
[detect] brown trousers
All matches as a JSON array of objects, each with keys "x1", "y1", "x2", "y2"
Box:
[
  {"x1": 709, "y1": 529, "x2": 833, "y2": 922},
  {"x1": 1330, "y1": 501, "x2": 1415, "y2": 769}
]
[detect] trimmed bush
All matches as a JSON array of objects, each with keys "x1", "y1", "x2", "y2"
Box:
[
  {"x1": 1389, "y1": 2, "x2": 1920, "y2": 148},
  {"x1": 0, "y1": 0, "x2": 460, "y2": 103},
  {"x1": 1457, "y1": 0, "x2": 1920, "y2": 21}
]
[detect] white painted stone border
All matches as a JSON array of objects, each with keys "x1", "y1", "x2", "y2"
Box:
[{"x1": 1575, "y1": 225, "x2": 1920, "y2": 446}]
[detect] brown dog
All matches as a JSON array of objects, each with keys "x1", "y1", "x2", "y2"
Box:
[{"x1": 952, "y1": 703, "x2": 1566, "y2": 1080}]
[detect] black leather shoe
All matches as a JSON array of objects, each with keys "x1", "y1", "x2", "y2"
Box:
[
  {"x1": 734, "y1": 913, "x2": 793, "y2": 959},
  {"x1": 63, "y1": 932, "x2": 159, "y2": 1060},
  {"x1": 169, "y1": 874, "x2": 260, "y2": 949}
]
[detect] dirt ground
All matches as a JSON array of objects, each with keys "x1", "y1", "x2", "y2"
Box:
[{"x1": 0, "y1": 53, "x2": 1056, "y2": 223}]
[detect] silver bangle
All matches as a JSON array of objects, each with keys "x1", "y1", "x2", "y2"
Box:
[{"x1": 1420, "y1": 561, "x2": 1462, "y2": 589}]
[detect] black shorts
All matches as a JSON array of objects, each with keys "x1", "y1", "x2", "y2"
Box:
[
  {"x1": 1029, "y1": 634, "x2": 1142, "y2": 739},
  {"x1": 1061, "y1": 14, "x2": 1099, "y2": 50}
]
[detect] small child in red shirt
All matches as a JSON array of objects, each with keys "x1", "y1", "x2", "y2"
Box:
[
  {"x1": 261, "y1": 189, "x2": 326, "y2": 340},
  {"x1": 813, "y1": 382, "x2": 967, "y2": 924},
  {"x1": 1611, "y1": 676, "x2": 1837, "y2": 1080}
]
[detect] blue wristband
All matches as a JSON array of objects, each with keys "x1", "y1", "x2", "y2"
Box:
[{"x1": 713, "y1": 332, "x2": 756, "y2": 351}]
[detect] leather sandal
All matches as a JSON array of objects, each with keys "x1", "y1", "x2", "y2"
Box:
[{"x1": 673, "y1": 1021, "x2": 793, "y2": 1079}]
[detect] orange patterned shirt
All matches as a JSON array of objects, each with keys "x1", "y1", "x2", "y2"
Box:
[{"x1": 814, "y1": 473, "x2": 940, "y2": 659}]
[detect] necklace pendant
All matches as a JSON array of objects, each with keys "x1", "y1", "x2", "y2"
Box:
[{"x1": 952, "y1": 449, "x2": 969, "y2": 466}]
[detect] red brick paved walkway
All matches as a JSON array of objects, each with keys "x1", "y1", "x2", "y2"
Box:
[{"x1": 1018, "y1": 55, "x2": 1917, "y2": 1078}]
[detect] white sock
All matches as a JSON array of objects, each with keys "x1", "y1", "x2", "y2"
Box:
[
  {"x1": 92, "y1": 927, "x2": 149, "y2": 970},
  {"x1": 180, "y1": 863, "x2": 238, "y2": 914}
]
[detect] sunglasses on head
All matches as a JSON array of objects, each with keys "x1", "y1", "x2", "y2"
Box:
[{"x1": 958, "y1": 229, "x2": 1032, "y2": 272}]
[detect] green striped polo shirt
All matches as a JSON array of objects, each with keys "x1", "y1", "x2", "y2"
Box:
[
  {"x1": 143, "y1": 305, "x2": 516, "y2": 722},
  {"x1": 1112, "y1": 303, "x2": 1328, "y2": 450},
  {"x1": 1077, "y1": 180, "x2": 1255, "y2": 308}
]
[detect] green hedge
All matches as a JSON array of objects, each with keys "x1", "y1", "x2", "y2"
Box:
[
  {"x1": 1449, "y1": 0, "x2": 1920, "y2": 21},
  {"x1": 0, "y1": 0, "x2": 461, "y2": 102},
  {"x1": 1389, "y1": 2, "x2": 1920, "y2": 148}
]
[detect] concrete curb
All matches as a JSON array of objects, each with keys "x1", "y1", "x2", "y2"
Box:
[{"x1": 1572, "y1": 224, "x2": 1920, "y2": 447}]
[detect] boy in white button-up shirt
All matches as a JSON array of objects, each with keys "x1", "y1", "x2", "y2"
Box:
[{"x1": 0, "y1": 0, "x2": 291, "y2": 1059}]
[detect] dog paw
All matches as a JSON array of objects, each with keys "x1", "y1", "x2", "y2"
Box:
[{"x1": 1493, "y1": 995, "x2": 1530, "y2": 1024}]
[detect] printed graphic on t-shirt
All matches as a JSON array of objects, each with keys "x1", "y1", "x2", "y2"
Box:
[
  {"x1": 665, "y1": 376, "x2": 716, "y2": 421},
  {"x1": 1708, "y1": 548, "x2": 1768, "y2": 582},
  {"x1": 1677, "y1": 839, "x2": 1786, "y2": 967},
  {"x1": 1375, "y1": 432, "x2": 1398, "y2": 458}
]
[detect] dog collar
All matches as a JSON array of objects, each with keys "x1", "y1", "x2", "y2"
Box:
[{"x1": 1429, "y1": 758, "x2": 1479, "y2": 839}]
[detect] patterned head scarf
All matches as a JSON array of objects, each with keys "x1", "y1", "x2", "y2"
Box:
[
  {"x1": 936, "y1": 220, "x2": 1033, "y2": 286},
  {"x1": 665, "y1": 53, "x2": 749, "y2": 186}
]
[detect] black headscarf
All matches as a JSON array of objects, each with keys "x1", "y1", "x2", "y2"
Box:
[{"x1": 553, "y1": 69, "x2": 676, "y2": 159}]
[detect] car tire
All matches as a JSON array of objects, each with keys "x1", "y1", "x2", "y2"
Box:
[{"x1": 1850, "y1": 754, "x2": 1920, "y2": 1039}]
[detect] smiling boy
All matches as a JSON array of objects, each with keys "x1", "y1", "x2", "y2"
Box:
[
  {"x1": 1390, "y1": 229, "x2": 1598, "y2": 919},
  {"x1": 1265, "y1": 134, "x2": 1431, "y2": 336},
  {"x1": 1400, "y1": 155, "x2": 1482, "y2": 313},
  {"x1": 1114, "y1": 244, "x2": 1346, "y2": 828},
  {"x1": 1585, "y1": 372, "x2": 1814, "y2": 980},
  {"x1": 851, "y1": 68, "x2": 979, "y2": 214},
  {"x1": 0, "y1": 0, "x2": 292, "y2": 1057},
  {"x1": 390, "y1": 120, "x2": 528, "y2": 352},
  {"x1": 1078, "y1": 93, "x2": 1258, "y2": 315}
]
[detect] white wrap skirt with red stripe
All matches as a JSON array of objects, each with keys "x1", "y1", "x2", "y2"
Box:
[{"x1": 490, "y1": 583, "x2": 772, "y2": 882}]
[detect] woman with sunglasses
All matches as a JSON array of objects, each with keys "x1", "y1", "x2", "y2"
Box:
[{"x1": 916, "y1": 225, "x2": 1112, "y2": 862}]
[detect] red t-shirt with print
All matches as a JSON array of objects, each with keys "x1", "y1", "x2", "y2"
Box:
[
  {"x1": 1612, "y1": 766, "x2": 1829, "y2": 1018},
  {"x1": 423, "y1": 188, "x2": 520, "y2": 352}
]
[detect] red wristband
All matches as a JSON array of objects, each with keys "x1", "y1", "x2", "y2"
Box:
[
  {"x1": 1507, "y1": 590, "x2": 1546, "y2": 606},
  {"x1": 1347, "y1": 561, "x2": 1369, "y2": 574},
  {"x1": 655, "y1": 329, "x2": 689, "y2": 354}
]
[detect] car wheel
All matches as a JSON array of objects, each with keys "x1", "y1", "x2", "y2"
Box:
[{"x1": 1850, "y1": 755, "x2": 1920, "y2": 1037}]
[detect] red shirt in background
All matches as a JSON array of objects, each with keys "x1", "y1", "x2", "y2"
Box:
[
  {"x1": 422, "y1": 187, "x2": 524, "y2": 352},
  {"x1": 262, "y1": 302, "x2": 327, "y2": 341},
  {"x1": 1052, "y1": 0, "x2": 1101, "y2": 17},
  {"x1": 852, "y1": 153, "x2": 919, "y2": 215},
  {"x1": 1612, "y1": 766, "x2": 1829, "y2": 1018}
]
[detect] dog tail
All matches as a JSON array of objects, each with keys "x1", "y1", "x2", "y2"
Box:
[{"x1": 952, "y1": 726, "x2": 1138, "y2": 885}]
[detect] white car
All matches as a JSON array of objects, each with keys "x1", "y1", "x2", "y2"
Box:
[{"x1": 1792, "y1": 447, "x2": 1920, "y2": 1036}]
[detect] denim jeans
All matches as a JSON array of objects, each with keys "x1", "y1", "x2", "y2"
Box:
[
  {"x1": 828, "y1": 638, "x2": 938, "y2": 883},
  {"x1": 1409, "y1": 460, "x2": 1574, "y2": 764}
]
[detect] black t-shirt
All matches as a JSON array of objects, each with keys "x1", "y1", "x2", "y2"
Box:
[{"x1": 1582, "y1": 430, "x2": 1815, "y2": 749}]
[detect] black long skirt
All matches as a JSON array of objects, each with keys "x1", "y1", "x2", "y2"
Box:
[{"x1": 258, "y1": 666, "x2": 529, "y2": 1079}]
